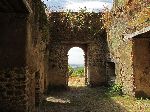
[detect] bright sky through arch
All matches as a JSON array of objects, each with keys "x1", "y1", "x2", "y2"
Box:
[
  {"x1": 68, "y1": 47, "x2": 84, "y2": 65},
  {"x1": 42, "y1": 0, "x2": 113, "y2": 12}
]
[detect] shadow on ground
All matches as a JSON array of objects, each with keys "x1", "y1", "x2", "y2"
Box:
[{"x1": 42, "y1": 86, "x2": 127, "y2": 112}]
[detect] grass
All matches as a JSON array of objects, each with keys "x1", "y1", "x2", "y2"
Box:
[{"x1": 111, "y1": 95, "x2": 150, "y2": 112}]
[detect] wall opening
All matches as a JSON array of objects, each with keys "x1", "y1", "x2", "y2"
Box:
[
  {"x1": 133, "y1": 36, "x2": 150, "y2": 98},
  {"x1": 106, "y1": 62, "x2": 116, "y2": 85},
  {"x1": 35, "y1": 71, "x2": 40, "y2": 106},
  {"x1": 67, "y1": 47, "x2": 86, "y2": 87}
]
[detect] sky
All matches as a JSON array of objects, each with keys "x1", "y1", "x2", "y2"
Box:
[
  {"x1": 42, "y1": 0, "x2": 113, "y2": 12},
  {"x1": 68, "y1": 47, "x2": 84, "y2": 65}
]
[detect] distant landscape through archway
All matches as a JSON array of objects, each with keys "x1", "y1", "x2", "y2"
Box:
[{"x1": 68, "y1": 47, "x2": 86, "y2": 87}]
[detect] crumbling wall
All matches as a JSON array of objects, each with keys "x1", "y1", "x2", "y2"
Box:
[
  {"x1": 107, "y1": 19, "x2": 134, "y2": 95},
  {"x1": 87, "y1": 41, "x2": 107, "y2": 86},
  {"x1": 0, "y1": 12, "x2": 31, "y2": 112},
  {"x1": 47, "y1": 12, "x2": 108, "y2": 89},
  {"x1": 0, "y1": 67, "x2": 35, "y2": 112},
  {"x1": 26, "y1": 0, "x2": 49, "y2": 110},
  {"x1": 0, "y1": 0, "x2": 49, "y2": 112},
  {"x1": 107, "y1": 1, "x2": 150, "y2": 96},
  {"x1": 48, "y1": 42, "x2": 68, "y2": 89}
]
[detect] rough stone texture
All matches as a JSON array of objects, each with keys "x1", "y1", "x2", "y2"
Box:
[
  {"x1": 87, "y1": 42, "x2": 107, "y2": 86},
  {"x1": 47, "y1": 12, "x2": 108, "y2": 89},
  {"x1": 0, "y1": 12, "x2": 31, "y2": 112},
  {"x1": 107, "y1": 2, "x2": 150, "y2": 97},
  {"x1": 0, "y1": 1, "x2": 150, "y2": 112},
  {"x1": 26, "y1": 0, "x2": 49, "y2": 110},
  {"x1": 107, "y1": 18, "x2": 135, "y2": 96},
  {"x1": 0, "y1": 0, "x2": 49, "y2": 112},
  {"x1": 0, "y1": 68, "x2": 30, "y2": 112},
  {"x1": 107, "y1": 21, "x2": 150, "y2": 97}
]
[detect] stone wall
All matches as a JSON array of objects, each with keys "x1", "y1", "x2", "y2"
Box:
[
  {"x1": 0, "y1": 12, "x2": 31, "y2": 112},
  {"x1": 107, "y1": 19, "x2": 134, "y2": 95},
  {"x1": 26, "y1": 0, "x2": 49, "y2": 110},
  {"x1": 0, "y1": 68, "x2": 32, "y2": 112},
  {"x1": 47, "y1": 12, "x2": 108, "y2": 89},
  {"x1": 87, "y1": 41, "x2": 107, "y2": 86},
  {"x1": 48, "y1": 42, "x2": 68, "y2": 89},
  {"x1": 0, "y1": 0, "x2": 49, "y2": 111},
  {"x1": 107, "y1": 1, "x2": 150, "y2": 97},
  {"x1": 48, "y1": 43, "x2": 88, "y2": 89}
]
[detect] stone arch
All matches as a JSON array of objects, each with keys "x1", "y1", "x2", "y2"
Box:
[
  {"x1": 67, "y1": 47, "x2": 85, "y2": 56},
  {"x1": 64, "y1": 44, "x2": 88, "y2": 86},
  {"x1": 66, "y1": 44, "x2": 87, "y2": 66},
  {"x1": 67, "y1": 46, "x2": 88, "y2": 86},
  {"x1": 47, "y1": 12, "x2": 108, "y2": 91},
  {"x1": 47, "y1": 41, "x2": 107, "y2": 90}
]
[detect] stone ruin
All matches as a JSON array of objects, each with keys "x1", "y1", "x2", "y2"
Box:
[{"x1": 0, "y1": 0, "x2": 149, "y2": 112}]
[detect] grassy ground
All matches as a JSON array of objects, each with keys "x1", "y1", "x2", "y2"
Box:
[{"x1": 43, "y1": 77, "x2": 150, "y2": 112}]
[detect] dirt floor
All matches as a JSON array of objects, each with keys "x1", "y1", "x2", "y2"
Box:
[
  {"x1": 68, "y1": 76, "x2": 86, "y2": 87},
  {"x1": 42, "y1": 77, "x2": 150, "y2": 112}
]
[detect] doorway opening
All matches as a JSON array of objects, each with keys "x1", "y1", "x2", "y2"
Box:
[
  {"x1": 67, "y1": 47, "x2": 86, "y2": 87},
  {"x1": 106, "y1": 62, "x2": 116, "y2": 85},
  {"x1": 132, "y1": 36, "x2": 150, "y2": 98}
]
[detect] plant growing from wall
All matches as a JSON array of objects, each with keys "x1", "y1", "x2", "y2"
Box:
[
  {"x1": 35, "y1": 0, "x2": 49, "y2": 42},
  {"x1": 61, "y1": 8, "x2": 103, "y2": 36},
  {"x1": 108, "y1": 84, "x2": 123, "y2": 96},
  {"x1": 47, "y1": 7, "x2": 104, "y2": 38}
]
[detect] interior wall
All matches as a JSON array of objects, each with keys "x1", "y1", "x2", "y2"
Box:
[
  {"x1": 0, "y1": 13, "x2": 27, "y2": 68},
  {"x1": 47, "y1": 12, "x2": 108, "y2": 90},
  {"x1": 0, "y1": 0, "x2": 50, "y2": 111},
  {"x1": 0, "y1": 12, "x2": 31, "y2": 112}
]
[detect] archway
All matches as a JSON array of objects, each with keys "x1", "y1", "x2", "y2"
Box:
[{"x1": 67, "y1": 47, "x2": 86, "y2": 87}]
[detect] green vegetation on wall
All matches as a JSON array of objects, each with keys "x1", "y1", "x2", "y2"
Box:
[{"x1": 35, "y1": 0, "x2": 49, "y2": 42}]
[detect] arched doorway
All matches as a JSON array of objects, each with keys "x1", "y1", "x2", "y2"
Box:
[
  {"x1": 47, "y1": 42, "x2": 107, "y2": 89},
  {"x1": 67, "y1": 47, "x2": 87, "y2": 87}
]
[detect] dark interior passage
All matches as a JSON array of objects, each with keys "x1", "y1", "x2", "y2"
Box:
[{"x1": 133, "y1": 33, "x2": 150, "y2": 98}]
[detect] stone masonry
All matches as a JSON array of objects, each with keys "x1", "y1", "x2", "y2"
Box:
[
  {"x1": 0, "y1": 0, "x2": 49, "y2": 112},
  {"x1": 0, "y1": 0, "x2": 150, "y2": 112},
  {"x1": 47, "y1": 12, "x2": 108, "y2": 89}
]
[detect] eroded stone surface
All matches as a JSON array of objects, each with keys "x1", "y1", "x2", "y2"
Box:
[
  {"x1": 0, "y1": 0, "x2": 150, "y2": 112},
  {"x1": 47, "y1": 12, "x2": 108, "y2": 89}
]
